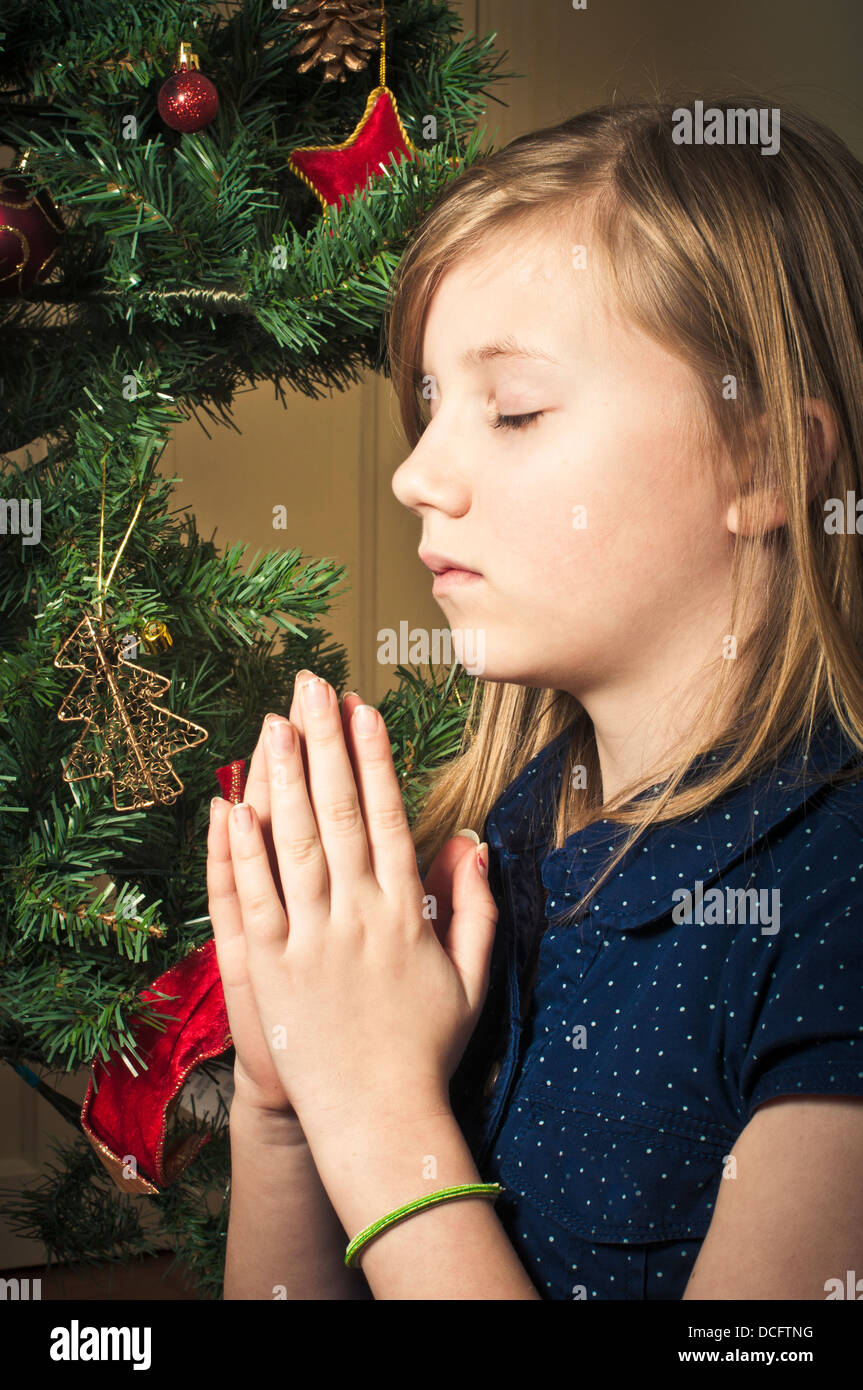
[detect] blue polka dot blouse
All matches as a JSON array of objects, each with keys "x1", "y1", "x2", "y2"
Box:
[{"x1": 448, "y1": 714, "x2": 863, "y2": 1300}]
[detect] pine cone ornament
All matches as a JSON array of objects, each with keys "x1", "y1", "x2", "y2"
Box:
[{"x1": 288, "y1": 0, "x2": 381, "y2": 83}]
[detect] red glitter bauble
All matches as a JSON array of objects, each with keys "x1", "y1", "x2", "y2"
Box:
[
  {"x1": 157, "y1": 68, "x2": 219, "y2": 133},
  {"x1": 0, "y1": 175, "x2": 64, "y2": 298}
]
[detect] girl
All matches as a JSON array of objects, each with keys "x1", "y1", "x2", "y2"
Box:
[{"x1": 209, "y1": 93, "x2": 863, "y2": 1300}]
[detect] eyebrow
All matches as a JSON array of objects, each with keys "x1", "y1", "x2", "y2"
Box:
[
  {"x1": 419, "y1": 333, "x2": 562, "y2": 378},
  {"x1": 460, "y1": 333, "x2": 561, "y2": 367}
]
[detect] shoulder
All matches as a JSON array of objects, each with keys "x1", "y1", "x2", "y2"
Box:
[
  {"x1": 805, "y1": 756, "x2": 863, "y2": 832},
  {"x1": 719, "y1": 760, "x2": 863, "y2": 1118},
  {"x1": 739, "y1": 762, "x2": 863, "y2": 958},
  {"x1": 756, "y1": 759, "x2": 863, "y2": 906}
]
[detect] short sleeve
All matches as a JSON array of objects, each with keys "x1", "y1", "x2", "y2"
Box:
[{"x1": 735, "y1": 900, "x2": 863, "y2": 1120}]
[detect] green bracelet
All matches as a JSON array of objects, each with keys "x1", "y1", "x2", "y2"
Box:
[{"x1": 344, "y1": 1182, "x2": 504, "y2": 1269}]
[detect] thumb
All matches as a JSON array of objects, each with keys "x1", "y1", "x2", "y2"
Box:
[
  {"x1": 443, "y1": 840, "x2": 498, "y2": 1015},
  {"x1": 422, "y1": 832, "x2": 478, "y2": 942}
]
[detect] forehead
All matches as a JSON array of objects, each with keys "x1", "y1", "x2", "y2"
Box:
[{"x1": 420, "y1": 218, "x2": 615, "y2": 368}]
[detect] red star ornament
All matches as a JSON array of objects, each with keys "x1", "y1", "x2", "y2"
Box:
[{"x1": 288, "y1": 84, "x2": 419, "y2": 218}]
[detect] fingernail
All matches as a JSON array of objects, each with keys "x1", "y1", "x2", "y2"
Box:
[
  {"x1": 210, "y1": 796, "x2": 222, "y2": 818},
  {"x1": 267, "y1": 718, "x2": 296, "y2": 753},
  {"x1": 301, "y1": 676, "x2": 330, "y2": 710},
  {"x1": 343, "y1": 690, "x2": 361, "y2": 701},
  {"x1": 354, "y1": 704, "x2": 379, "y2": 735},
  {"x1": 454, "y1": 827, "x2": 480, "y2": 844},
  {"x1": 232, "y1": 803, "x2": 252, "y2": 832},
  {"x1": 476, "y1": 843, "x2": 489, "y2": 877}
]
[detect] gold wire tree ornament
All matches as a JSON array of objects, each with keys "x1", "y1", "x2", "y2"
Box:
[
  {"x1": 54, "y1": 614, "x2": 209, "y2": 810},
  {"x1": 53, "y1": 448, "x2": 208, "y2": 811}
]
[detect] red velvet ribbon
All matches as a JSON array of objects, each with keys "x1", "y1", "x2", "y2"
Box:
[{"x1": 80, "y1": 761, "x2": 246, "y2": 1192}]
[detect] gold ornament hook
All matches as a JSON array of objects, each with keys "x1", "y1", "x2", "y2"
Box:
[{"x1": 178, "y1": 42, "x2": 200, "y2": 71}]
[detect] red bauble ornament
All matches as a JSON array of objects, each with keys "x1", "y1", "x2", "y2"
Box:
[
  {"x1": 158, "y1": 42, "x2": 219, "y2": 133},
  {"x1": 0, "y1": 174, "x2": 64, "y2": 298}
]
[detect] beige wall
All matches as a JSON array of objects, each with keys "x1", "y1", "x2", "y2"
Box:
[
  {"x1": 3, "y1": 0, "x2": 861, "y2": 1270},
  {"x1": 159, "y1": 0, "x2": 862, "y2": 709}
]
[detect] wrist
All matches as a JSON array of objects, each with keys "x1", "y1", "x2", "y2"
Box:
[
  {"x1": 299, "y1": 1099, "x2": 474, "y2": 1245},
  {"x1": 295, "y1": 1080, "x2": 453, "y2": 1153},
  {"x1": 231, "y1": 1061, "x2": 300, "y2": 1119},
  {"x1": 229, "y1": 1090, "x2": 309, "y2": 1149}
]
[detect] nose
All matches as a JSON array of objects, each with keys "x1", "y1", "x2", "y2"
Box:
[
  {"x1": 391, "y1": 421, "x2": 471, "y2": 519},
  {"x1": 390, "y1": 449, "x2": 422, "y2": 515}
]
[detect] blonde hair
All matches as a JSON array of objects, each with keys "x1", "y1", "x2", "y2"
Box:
[{"x1": 383, "y1": 92, "x2": 863, "y2": 925}]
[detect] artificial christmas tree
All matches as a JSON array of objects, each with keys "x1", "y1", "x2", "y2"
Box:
[{"x1": 0, "y1": 0, "x2": 512, "y2": 1296}]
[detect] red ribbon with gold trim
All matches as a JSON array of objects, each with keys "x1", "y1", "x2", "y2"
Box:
[{"x1": 79, "y1": 760, "x2": 246, "y2": 1192}]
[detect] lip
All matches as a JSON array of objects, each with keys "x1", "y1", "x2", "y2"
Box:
[
  {"x1": 419, "y1": 549, "x2": 482, "y2": 577},
  {"x1": 431, "y1": 568, "x2": 483, "y2": 595}
]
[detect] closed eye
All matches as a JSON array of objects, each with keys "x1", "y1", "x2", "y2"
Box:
[{"x1": 492, "y1": 411, "x2": 544, "y2": 431}]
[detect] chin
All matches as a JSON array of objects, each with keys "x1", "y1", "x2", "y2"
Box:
[{"x1": 447, "y1": 624, "x2": 488, "y2": 676}]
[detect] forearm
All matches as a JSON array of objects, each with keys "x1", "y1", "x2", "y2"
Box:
[
  {"x1": 224, "y1": 1097, "x2": 372, "y2": 1300},
  {"x1": 304, "y1": 1100, "x2": 542, "y2": 1301}
]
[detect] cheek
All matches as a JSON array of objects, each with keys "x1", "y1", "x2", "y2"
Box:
[
  {"x1": 484, "y1": 396, "x2": 715, "y2": 593},
  {"x1": 569, "y1": 409, "x2": 715, "y2": 567}
]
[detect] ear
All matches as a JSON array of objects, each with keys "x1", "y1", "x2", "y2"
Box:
[{"x1": 726, "y1": 398, "x2": 840, "y2": 537}]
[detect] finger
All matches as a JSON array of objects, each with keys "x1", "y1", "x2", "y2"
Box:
[
  {"x1": 206, "y1": 797, "x2": 244, "y2": 950},
  {"x1": 342, "y1": 698, "x2": 419, "y2": 900},
  {"x1": 207, "y1": 798, "x2": 252, "y2": 1026},
  {"x1": 339, "y1": 689, "x2": 416, "y2": 887},
  {"x1": 276, "y1": 669, "x2": 356, "y2": 790},
  {"x1": 264, "y1": 714, "x2": 331, "y2": 925},
  {"x1": 339, "y1": 689, "x2": 365, "y2": 755},
  {"x1": 293, "y1": 672, "x2": 372, "y2": 899},
  {"x1": 244, "y1": 663, "x2": 324, "y2": 832},
  {"x1": 286, "y1": 667, "x2": 316, "y2": 786},
  {"x1": 241, "y1": 670, "x2": 340, "y2": 894},
  {"x1": 206, "y1": 798, "x2": 265, "y2": 1047},
  {"x1": 227, "y1": 801, "x2": 289, "y2": 952},
  {"x1": 242, "y1": 719, "x2": 283, "y2": 902},
  {"x1": 444, "y1": 841, "x2": 498, "y2": 1015},
  {"x1": 422, "y1": 835, "x2": 480, "y2": 942}
]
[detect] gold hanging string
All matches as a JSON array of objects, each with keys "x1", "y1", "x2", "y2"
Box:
[
  {"x1": 95, "y1": 444, "x2": 110, "y2": 620},
  {"x1": 379, "y1": 0, "x2": 386, "y2": 88},
  {"x1": 101, "y1": 493, "x2": 146, "y2": 605},
  {"x1": 94, "y1": 446, "x2": 148, "y2": 622}
]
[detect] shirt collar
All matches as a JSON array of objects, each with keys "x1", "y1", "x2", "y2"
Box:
[
  {"x1": 483, "y1": 726, "x2": 572, "y2": 856},
  {"x1": 483, "y1": 714, "x2": 862, "y2": 930}
]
